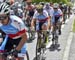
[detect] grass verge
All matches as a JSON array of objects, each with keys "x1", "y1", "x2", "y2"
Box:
[{"x1": 73, "y1": 19, "x2": 75, "y2": 32}]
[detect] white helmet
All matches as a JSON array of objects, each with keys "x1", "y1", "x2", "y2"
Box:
[
  {"x1": 0, "y1": 2, "x2": 10, "y2": 15},
  {"x1": 45, "y1": 3, "x2": 50, "y2": 6},
  {"x1": 53, "y1": 3, "x2": 59, "y2": 8}
]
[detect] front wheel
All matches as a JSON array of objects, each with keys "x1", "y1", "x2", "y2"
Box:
[
  {"x1": 25, "y1": 51, "x2": 29, "y2": 60},
  {"x1": 18, "y1": 51, "x2": 29, "y2": 60}
]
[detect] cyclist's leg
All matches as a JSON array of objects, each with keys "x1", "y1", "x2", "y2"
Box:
[
  {"x1": 57, "y1": 19, "x2": 62, "y2": 35},
  {"x1": 51, "y1": 17, "x2": 60, "y2": 45},
  {"x1": 5, "y1": 37, "x2": 24, "y2": 60},
  {"x1": 41, "y1": 22, "x2": 49, "y2": 45}
]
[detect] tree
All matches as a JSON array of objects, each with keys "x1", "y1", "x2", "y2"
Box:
[{"x1": 32, "y1": 0, "x2": 70, "y2": 4}]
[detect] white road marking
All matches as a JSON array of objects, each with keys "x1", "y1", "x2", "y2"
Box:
[{"x1": 62, "y1": 32, "x2": 73, "y2": 60}]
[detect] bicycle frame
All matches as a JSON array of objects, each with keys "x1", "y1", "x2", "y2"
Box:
[{"x1": 36, "y1": 31, "x2": 49, "y2": 60}]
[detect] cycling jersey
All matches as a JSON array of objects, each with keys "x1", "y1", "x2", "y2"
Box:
[
  {"x1": 33, "y1": 10, "x2": 49, "y2": 30},
  {"x1": 26, "y1": 4, "x2": 35, "y2": 17},
  {"x1": 33, "y1": 10, "x2": 49, "y2": 22},
  {"x1": 54, "y1": 9, "x2": 63, "y2": 17},
  {"x1": 43, "y1": 5, "x2": 54, "y2": 17},
  {"x1": 0, "y1": 15, "x2": 26, "y2": 39},
  {"x1": 52, "y1": 9, "x2": 63, "y2": 24}
]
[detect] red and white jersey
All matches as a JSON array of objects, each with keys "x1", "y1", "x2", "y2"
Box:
[
  {"x1": 43, "y1": 5, "x2": 54, "y2": 17},
  {"x1": 0, "y1": 15, "x2": 27, "y2": 39},
  {"x1": 33, "y1": 10, "x2": 49, "y2": 22}
]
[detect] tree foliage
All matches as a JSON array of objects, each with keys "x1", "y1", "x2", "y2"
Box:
[{"x1": 32, "y1": 0, "x2": 70, "y2": 3}]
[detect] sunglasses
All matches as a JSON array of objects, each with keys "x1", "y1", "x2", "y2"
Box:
[
  {"x1": 0, "y1": 15, "x2": 8, "y2": 20},
  {"x1": 54, "y1": 8, "x2": 58, "y2": 9}
]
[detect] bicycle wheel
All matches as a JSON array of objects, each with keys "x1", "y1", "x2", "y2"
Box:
[
  {"x1": 36, "y1": 42, "x2": 46, "y2": 60},
  {"x1": 36, "y1": 38, "x2": 41, "y2": 60},
  {"x1": 24, "y1": 51, "x2": 29, "y2": 60},
  {"x1": 36, "y1": 33, "x2": 46, "y2": 60}
]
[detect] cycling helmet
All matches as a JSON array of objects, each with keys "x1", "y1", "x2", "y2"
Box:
[
  {"x1": 53, "y1": 3, "x2": 59, "y2": 8},
  {"x1": 45, "y1": 3, "x2": 50, "y2": 9},
  {"x1": 59, "y1": 2, "x2": 63, "y2": 5},
  {"x1": 39, "y1": 2, "x2": 45, "y2": 6},
  {"x1": 64, "y1": 4, "x2": 67, "y2": 7},
  {"x1": 0, "y1": 2, "x2": 10, "y2": 15},
  {"x1": 36, "y1": 4, "x2": 43, "y2": 10},
  {"x1": 45, "y1": 3, "x2": 50, "y2": 6}
]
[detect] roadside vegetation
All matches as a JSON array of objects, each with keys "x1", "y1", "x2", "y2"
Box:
[{"x1": 73, "y1": 19, "x2": 75, "y2": 32}]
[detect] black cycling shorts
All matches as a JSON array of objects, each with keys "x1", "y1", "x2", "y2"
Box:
[
  {"x1": 4, "y1": 37, "x2": 21, "y2": 52},
  {"x1": 36, "y1": 22, "x2": 45, "y2": 31}
]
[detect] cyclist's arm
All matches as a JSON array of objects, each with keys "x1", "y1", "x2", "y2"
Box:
[
  {"x1": 16, "y1": 32, "x2": 27, "y2": 51},
  {"x1": 44, "y1": 10, "x2": 51, "y2": 30},
  {"x1": 47, "y1": 17, "x2": 51, "y2": 30},
  {"x1": 31, "y1": 11, "x2": 37, "y2": 27},
  {"x1": 15, "y1": 21, "x2": 27, "y2": 51},
  {"x1": 31, "y1": 19, "x2": 36, "y2": 27}
]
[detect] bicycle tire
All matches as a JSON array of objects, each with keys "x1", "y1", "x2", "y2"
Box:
[
  {"x1": 36, "y1": 33, "x2": 46, "y2": 60},
  {"x1": 25, "y1": 51, "x2": 29, "y2": 60},
  {"x1": 36, "y1": 38, "x2": 41, "y2": 60}
]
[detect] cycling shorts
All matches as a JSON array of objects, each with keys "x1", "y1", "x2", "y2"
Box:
[
  {"x1": 36, "y1": 21, "x2": 47, "y2": 31},
  {"x1": 4, "y1": 37, "x2": 26, "y2": 54},
  {"x1": 51, "y1": 16, "x2": 61, "y2": 25}
]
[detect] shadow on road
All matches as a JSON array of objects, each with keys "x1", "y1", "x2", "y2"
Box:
[
  {"x1": 49, "y1": 44, "x2": 61, "y2": 52},
  {"x1": 26, "y1": 37, "x2": 35, "y2": 43},
  {"x1": 33, "y1": 55, "x2": 46, "y2": 60}
]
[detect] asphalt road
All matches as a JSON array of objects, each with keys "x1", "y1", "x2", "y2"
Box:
[{"x1": 26, "y1": 14, "x2": 75, "y2": 60}]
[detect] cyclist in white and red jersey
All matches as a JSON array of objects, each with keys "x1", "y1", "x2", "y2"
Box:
[
  {"x1": 44, "y1": 3, "x2": 54, "y2": 29},
  {"x1": 31, "y1": 4, "x2": 50, "y2": 32},
  {"x1": 52, "y1": 3, "x2": 63, "y2": 36},
  {"x1": 0, "y1": 2, "x2": 27, "y2": 60},
  {"x1": 43, "y1": 3, "x2": 54, "y2": 18}
]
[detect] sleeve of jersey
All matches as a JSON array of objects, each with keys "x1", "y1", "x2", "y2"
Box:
[
  {"x1": 19, "y1": 23, "x2": 27, "y2": 35},
  {"x1": 59, "y1": 9, "x2": 63, "y2": 16},
  {"x1": 43, "y1": 10, "x2": 50, "y2": 20},
  {"x1": 8, "y1": 22, "x2": 27, "y2": 38},
  {"x1": 32, "y1": 11, "x2": 38, "y2": 19}
]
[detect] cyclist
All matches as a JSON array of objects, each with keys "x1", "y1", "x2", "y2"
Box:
[
  {"x1": 0, "y1": 2, "x2": 27, "y2": 60},
  {"x1": 63, "y1": 4, "x2": 67, "y2": 24},
  {"x1": 25, "y1": 2, "x2": 35, "y2": 17},
  {"x1": 31, "y1": 4, "x2": 50, "y2": 45},
  {"x1": 43, "y1": 3, "x2": 54, "y2": 30},
  {"x1": 31, "y1": 4, "x2": 50, "y2": 31},
  {"x1": 31, "y1": 4, "x2": 50, "y2": 51},
  {"x1": 52, "y1": 3, "x2": 63, "y2": 43}
]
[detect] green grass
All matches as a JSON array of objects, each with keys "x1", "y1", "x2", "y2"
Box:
[{"x1": 73, "y1": 20, "x2": 75, "y2": 32}]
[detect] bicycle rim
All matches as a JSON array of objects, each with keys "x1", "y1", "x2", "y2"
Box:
[
  {"x1": 39, "y1": 48, "x2": 46, "y2": 60},
  {"x1": 36, "y1": 38, "x2": 42, "y2": 60},
  {"x1": 24, "y1": 51, "x2": 29, "y2": 60}
]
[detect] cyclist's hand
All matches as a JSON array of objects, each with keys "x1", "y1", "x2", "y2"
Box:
[
  {"x1": 31, "y1": 26, "x2": 35, "y2": 31},
  {"x1": 10, "y1": 49, "x2": 19, "y2": 57}
]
